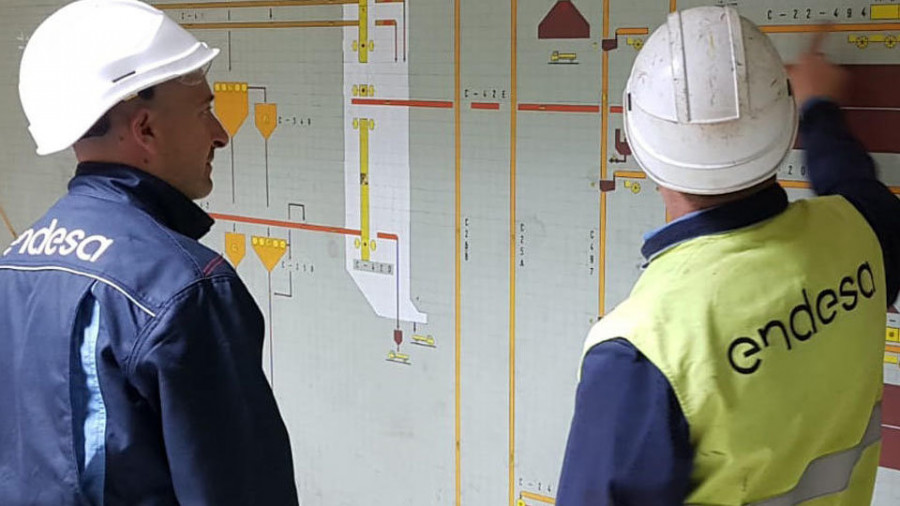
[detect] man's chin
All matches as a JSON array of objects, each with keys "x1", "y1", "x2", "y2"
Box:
[
  {"x1": 190, "y1": 180, "x2": 214, "y2": 201},
  {"x1": 196, "y1": 183, "x2": 213, "y2": 201}
]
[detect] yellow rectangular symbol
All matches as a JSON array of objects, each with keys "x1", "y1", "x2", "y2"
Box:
[
  {"x1": 871, "y1": 4, "x2": 900, "y2": 20},
  {"x1": 885, "y1": 354, "x2": 899, "y2": 365},
  {"x1": 358, "y1": 118, "x2": 371, "y2": 261},
  {"x1": 358, "y1": 0, "x2": 369, "y2": 63},
  {"x1": 887, "y1": 327, "x2": 900, "y2": 342}
]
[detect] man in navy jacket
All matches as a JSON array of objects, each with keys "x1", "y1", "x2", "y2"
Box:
[{"x1": 0, "y1": 1, "x2": 298, "y2": 504}]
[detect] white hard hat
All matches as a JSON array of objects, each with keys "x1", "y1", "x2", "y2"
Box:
[
  {"x1": 19, "y1": 0, "x2": 219, "y2": 155},
  {"x1": 623, "y1": 6, "x2": 797, "y2": 195}
]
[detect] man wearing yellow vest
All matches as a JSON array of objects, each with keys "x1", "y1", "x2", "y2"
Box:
[{"x1": 557, "y1": 6, "x2": 900, "y2": 505}]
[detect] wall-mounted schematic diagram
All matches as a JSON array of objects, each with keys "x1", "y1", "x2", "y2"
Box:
[
  {"x1": 23, "y1": 1, "x2": 878, "y2": 505},
  {"x1": 157, "y1": 0, "x2": 435, "y2": 366}
]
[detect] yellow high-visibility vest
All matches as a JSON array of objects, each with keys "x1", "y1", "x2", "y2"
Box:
[{"x1": 583, "y1": 195, "x2": 886, "y2": 505}]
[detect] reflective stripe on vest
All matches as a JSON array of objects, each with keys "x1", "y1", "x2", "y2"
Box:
[{"x1": 748, "y1": 403, "x2": 881, "y2": 506}]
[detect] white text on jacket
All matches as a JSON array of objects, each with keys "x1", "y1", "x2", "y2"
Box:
[{"x1": 2, "y1": 219, "x2": 114, "y2": 262}]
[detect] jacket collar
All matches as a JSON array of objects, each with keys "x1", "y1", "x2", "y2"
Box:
[
  {"x1": 68, "y1": 162, "x2": 213, "y2": 240},
  {"x1": 641, "y1": 183, "x2": 789, "y2": 263}
]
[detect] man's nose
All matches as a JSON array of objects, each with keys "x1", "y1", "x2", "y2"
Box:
[{"x1": 212, "y1": 116, "x2": 229, "y2": 148}]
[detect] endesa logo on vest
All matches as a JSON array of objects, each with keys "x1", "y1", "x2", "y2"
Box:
[
  {"x1": 2, "y1": 219, "x2": 114, "y2": 263},
  {"x1": 728, "y1": 261, "x2": 877, "y2": 375}
]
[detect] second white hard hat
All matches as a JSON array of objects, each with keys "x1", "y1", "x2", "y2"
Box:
[
  {"x1": 19, "y1": 0, "x2": 219, "y2": 155},
  {"x1": 623, "y1": 6, "x2": 797, "y2": 195}
]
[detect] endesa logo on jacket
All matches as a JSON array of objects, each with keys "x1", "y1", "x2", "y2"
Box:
[{"x1": 2, "y1": 218, "x2": 114, "y2": 262}]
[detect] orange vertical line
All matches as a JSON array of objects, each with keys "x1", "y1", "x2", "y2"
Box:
[
  {"x1": 602, "y1": 0, "x2": 609, "y2": 40},
  {"x1": 0, "y1": 203, "x2": 16, "y2": 240},
  {"x1": 599, "y1": 191, "x2": 607, "y2": 317},
  {"x1": 599, "y1": 0, "x2": 610, "y2": 317},
  {"x1": 454, "y1": 0, "x2": 461, "y2": 502},
  {"x1": 509, "y1": 0, "x2": 518, "y2": 503},
  {"x1": 669, "y1": 0, "x2": 676, "y2": 13}
]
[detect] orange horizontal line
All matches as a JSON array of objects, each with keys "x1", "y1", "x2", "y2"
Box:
[
  {"x1": 779, "y1": 180, "x2": 900, "y2": 195},
  {"x1": 375, "y1": 19, "x2": 397, "y2": 26},
  {"x1": 352, "y1": 98, "x2": 454, "y2": 108},
  {"x1": 615, "y1": 27, "x2": 649, "y2": 36},
  {"x1": 887, "y1": 344, "x2": 900, "y2": 354},
  {"x1": 609, "y1": 105, "x2": 624, "y2": 114},
  {"x1": 613, "y1": 170, "x2": 646, "y2": 179},
  {"x1": 184, "y1": 20, "x2": 356, "y2": 29},
  {"x1": 212, "y1": 213, "x2": 360, "y2": 236},
  {"x1": 471, "y1": 102, "x2": 500, "y2": 110},
  {"x1": 780, "y1": 180, "x2": 900, "y2": 195},
  {"x1": 760, "y1": 23, "x2": 900, "y2": 34},
  {"x1": 212, "y1": 213, "x2": 401, "y2": 241},
  {"x1": 603, "y1": 175, "x2": 900, "y2": 194},
  {"x1": 518, "y1": 103, "x2": 600, "y2": 113},
  {"x1": 520, "y1": 491, "x2": 556, "y2": 504},
  {"x1": 778, "y1": 180, "x2": 810, "y2": 189},
  {"x1": 156, "y1": 0, "x2": 355, "y2": 8}
]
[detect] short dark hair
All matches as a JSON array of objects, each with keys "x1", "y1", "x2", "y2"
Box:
[{"x1": 80, "y1": 86, "x2": 156, "y2": 140}]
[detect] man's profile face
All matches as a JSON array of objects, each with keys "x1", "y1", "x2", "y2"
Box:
[{"x1": 151, "y1": 76, "x2": 229, "y2": 200}]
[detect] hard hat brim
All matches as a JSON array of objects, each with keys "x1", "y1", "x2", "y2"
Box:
[{"x1": 624, "y1": 89, "x2": 798, "y2": 195}]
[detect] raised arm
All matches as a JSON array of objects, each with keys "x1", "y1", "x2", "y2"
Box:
[{"x1": 789, "y1": 33, "x2": 900, "y2": 303}]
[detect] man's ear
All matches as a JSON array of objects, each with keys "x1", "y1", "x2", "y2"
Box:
[{"x1": 129, "y1": 107, "x2": 158, "y2": 155}]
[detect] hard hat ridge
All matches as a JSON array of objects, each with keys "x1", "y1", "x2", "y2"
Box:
[{"x1": 623, "y1": 6, "x2": 797, "y2": 195}]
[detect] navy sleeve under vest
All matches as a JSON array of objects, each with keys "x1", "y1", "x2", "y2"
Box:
[
  {"x1": 556, "y1": 339, "x2": 692, "y2": 505},
  {"x1": 800, "y1": 99, "x2": 900, "y2": 303}
]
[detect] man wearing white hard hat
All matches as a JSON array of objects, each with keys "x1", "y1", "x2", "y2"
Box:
[
  {"x1": 558, "y1": 6, "x2": 900, "y2": 505},
  {"x1": 0, "y1": 1, "x2": 298, "y2": 504}
]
